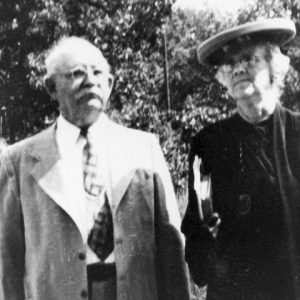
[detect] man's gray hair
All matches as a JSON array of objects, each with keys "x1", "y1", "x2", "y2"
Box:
[{"x1": 44, "y1": 36, "x2": 110, "y2": 78}]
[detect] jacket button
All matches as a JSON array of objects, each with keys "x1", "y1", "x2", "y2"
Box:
[
  {"x1": 141, "y1": 215, "x2": 151, "y2": 223},
  {"x1": 78, "y1": 252, "x2": 86, "y2": 260},
  {"x1": 81, "y1": 289, "x2": 88, "y2": 298},
  {"x1": 115, "y1": 238, "x2": 122, "y2": 245},
  {"x1": 119, "y1": 274, "x2": 126, "y2": 281}
]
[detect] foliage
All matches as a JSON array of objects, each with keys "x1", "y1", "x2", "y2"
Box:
[
  {"x1": 0, "y1": 0, "x2": 300, "y2": 202},
  {"x1": 0, "y1": 0, "x2": 174, "y2": 141}
]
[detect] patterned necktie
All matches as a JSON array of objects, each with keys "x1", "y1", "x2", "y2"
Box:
[
  {"x1": 87, "y1": 195, "x2": 114, "y2": 261},
  {"x1": 81, "y1": 128, "x2": 114, "y2": 261},
  {"x1": 82, "y1": 128, "x2": 103, "y2": 198}
]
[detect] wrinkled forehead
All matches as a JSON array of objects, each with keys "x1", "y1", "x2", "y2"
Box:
[
  {"x1": 47, "y1": 42, "x2": 110, "y2": 76},
  {"x1": 60, "y1": 49, "x2": 107, "y2": 68}
]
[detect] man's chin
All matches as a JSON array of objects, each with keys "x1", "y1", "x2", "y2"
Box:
[
  {"x1": 76, "y1": 107, "x2": 104, "y2": 128},
  {"x1": 85, "y1": 98, "x2": 103, "y2": 109}
]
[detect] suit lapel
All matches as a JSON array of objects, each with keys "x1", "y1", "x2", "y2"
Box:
[
  {"x1": 105, "y1": 120, "x2": 154, "y2": 212},
  {"x1": 29, "y1": 118, "x2": 147, "y2": 235},
  {"x1": 30, "y1": 124, "x2": 87, "y2": 241}
]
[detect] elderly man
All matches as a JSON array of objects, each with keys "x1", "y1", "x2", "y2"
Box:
[
  {"x1": 182, "y1": 19, "x2": 300, "y2": 299},
  {"x1": 0, "y1": 37, "x2": 190, "y2": 300}
]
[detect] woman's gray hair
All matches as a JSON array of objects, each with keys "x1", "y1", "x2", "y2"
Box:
[{"x1": 265, "y1": 43, "x2": 290, "y2": 90}]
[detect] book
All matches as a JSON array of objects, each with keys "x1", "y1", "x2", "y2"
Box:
[{"x1": 193, "y1": 155, "x2": 213, "y2": 220}]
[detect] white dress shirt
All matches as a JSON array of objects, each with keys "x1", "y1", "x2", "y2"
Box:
[{"x1": 56, "y1": 113, "x2": 114, "y2": 264}]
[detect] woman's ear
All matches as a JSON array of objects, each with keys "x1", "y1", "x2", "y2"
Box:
[{"x1": 44, "y1": 77, "x2": 56, "y2": 97}]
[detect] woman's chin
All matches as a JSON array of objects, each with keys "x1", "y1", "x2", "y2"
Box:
[{"x1": 233, "y1": 84, "x2": 256, "y2": 99}]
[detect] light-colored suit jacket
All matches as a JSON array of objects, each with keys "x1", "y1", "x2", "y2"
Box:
[{"x1": 0, "y1": 116, "x2": 190, "y2": 300}]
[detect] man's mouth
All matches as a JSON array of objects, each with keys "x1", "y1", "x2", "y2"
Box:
[{"x1": 76, "y1": 92, "x2": 102, "y2": 105}]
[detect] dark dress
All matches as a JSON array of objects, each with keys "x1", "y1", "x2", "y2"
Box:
[{"x1": 182, "y1": 105, "x2": 300, "y2": 300}]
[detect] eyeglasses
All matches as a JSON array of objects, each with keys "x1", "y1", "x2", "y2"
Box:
[
  {"x1": 220, "y1": 49, "x2": 263, "y2": 74},
  {"x1": 57, "y1": 65, "x2": 110, "y2": 81}
]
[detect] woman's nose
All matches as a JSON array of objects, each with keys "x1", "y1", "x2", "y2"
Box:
[{"x1": 232, "y1": 61, "x2": 246, "y2": 76}]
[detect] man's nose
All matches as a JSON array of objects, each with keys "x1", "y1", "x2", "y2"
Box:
[
  {"x1": 232, "y1": 61, "x2": 246, "y2": 77},
  {"x1": 83, "y1": 69, "x2": 99, "y2": 86}
]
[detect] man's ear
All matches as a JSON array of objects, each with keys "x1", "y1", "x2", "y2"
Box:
[
  {"x1": 104, "y1": 75, "x2": 114, "y2": 110},
  {"x1": 108, "y1": 74, "x2": 114, "y2": 89},
  {"x1": 44, "y1": 77, "x2": 56, "y2": 97},
  {"x1": 107, "y1": 74, "x2": 114, "y2": 94}
]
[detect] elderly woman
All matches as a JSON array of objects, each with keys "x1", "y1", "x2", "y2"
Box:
[{"x1": 181, "y1": 18, "x2": 300, "y2": 299}]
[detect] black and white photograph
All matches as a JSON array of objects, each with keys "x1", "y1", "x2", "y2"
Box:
[{"x1": 0, "y1": 0, "x2": 300, "y2": 299}]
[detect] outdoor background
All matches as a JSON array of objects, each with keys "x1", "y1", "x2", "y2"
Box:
[{"x1": 0, "y1": 0, "x2": 299, "y2": 298}]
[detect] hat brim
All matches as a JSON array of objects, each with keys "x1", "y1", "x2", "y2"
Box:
[{"x1": 197, "y1": 18, "x2": 296, "y2": 67}]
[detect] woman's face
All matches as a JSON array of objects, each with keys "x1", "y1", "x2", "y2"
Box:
[{"x1": 216, "y1": 45, "x2": 272, "y2": 103}]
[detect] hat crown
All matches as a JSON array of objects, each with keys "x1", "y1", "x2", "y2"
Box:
[{"x1": 197, "y1": 18, "x2": 296, "y2": 67}]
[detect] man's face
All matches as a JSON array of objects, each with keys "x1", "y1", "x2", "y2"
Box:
[
  {"x1": 51, "y1": 46, "x2": 113, "y2": 128},
  {"x1": 216, "y1": 45, "x2": 272, "y2": 103}
]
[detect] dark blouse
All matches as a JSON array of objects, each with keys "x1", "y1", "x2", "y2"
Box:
[
  {"x1": 218, "y1": 115, "x2": 289, "y2": 299},
  {"x1": 182, "y1": 106, "x2": 300, "y2": 300}
]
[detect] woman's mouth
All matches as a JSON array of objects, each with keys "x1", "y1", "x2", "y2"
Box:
[{"x1": 233, "y1": 78, "x2": 251, "y2": 88}]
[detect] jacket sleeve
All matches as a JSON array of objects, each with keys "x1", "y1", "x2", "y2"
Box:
[
  {"x1": 181, "y1": 135, "x2": 216, "y2": 287},
  {"x1": 0, "y1": 151, "x2": 25, "y2": 300},
  {"x1": 151, "y1": 136, "x2": 182, "y2": 237},
  {"x1": 151, "y1": 136, "x2": 190, "y2": 300}
]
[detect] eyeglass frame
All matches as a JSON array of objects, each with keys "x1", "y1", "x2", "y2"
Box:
[
  {"x1": 54, "y1": 64, "x2": 112, "y2": 82},
  {"x1": 217, "y1": 44, "x2": 267, "y2": 75}
]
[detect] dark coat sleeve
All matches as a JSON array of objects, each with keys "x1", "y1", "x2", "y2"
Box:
[
  {"x1": 0, "y1": 150, "x2": 26, "y2": 300},
  {"x1": 181, "y1": 133, "x2": 216, "y2": 287}
]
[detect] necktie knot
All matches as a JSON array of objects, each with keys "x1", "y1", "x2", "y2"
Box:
[
  {"x1": 80, "y1": 126, "x2": 89, "y2": 138},
  {"x1": 81, "y1": 127, "x2": 94, "y2": 150}
]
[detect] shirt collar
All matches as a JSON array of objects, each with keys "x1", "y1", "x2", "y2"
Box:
[
  {"x1": 56, "y1": 113, "x2": 109, "y2": 155},
  {"x1": 86, "y1": 112, "x2": 109, "y2": 140}
]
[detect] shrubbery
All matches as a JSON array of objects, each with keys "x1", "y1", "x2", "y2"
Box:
[{"x1": 0, "y1": 0, "x2": 299, "y2": 204}]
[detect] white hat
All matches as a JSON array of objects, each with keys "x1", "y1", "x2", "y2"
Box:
[{"x1": 197, "y1": 18, "x2": 296, "y2": 67}]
